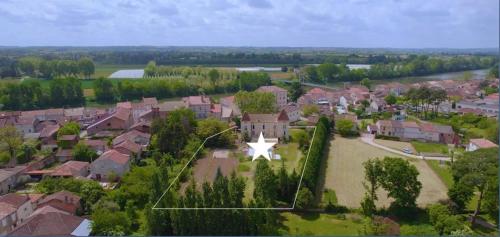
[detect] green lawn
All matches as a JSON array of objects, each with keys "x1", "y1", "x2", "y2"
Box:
[
  {"x1": 279, "y1": 212, "x2": 364, "y2": 236},
  {"x1": 274, "y1": 142, "x2": 303, "y2": 173},
  {"x1": 425, "y1": 160, "x2": 453, "y2": 188},
  {"x1": 411, "y1": 141, "x2": 449, "y2": 154}
]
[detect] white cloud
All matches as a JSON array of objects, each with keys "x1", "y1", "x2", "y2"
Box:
[{"x1": 0, "y1": 0, "x2": 497, "y2": 47}]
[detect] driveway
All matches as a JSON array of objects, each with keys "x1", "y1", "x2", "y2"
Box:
[{"x1": 360, "y1": 134, "x2": 450, "y2": 161}]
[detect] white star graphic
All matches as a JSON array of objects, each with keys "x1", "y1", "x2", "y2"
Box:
[{"x1": 247, "y1": 132, "x2": 276, "y2": 162}]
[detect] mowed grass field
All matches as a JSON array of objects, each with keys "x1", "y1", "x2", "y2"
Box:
[
  {"x1": 325, "y1": 136, "x2": 448, "y2": 208},
  {"x1": 279, "y1": 212, "x2": 364, "y2": 236}
]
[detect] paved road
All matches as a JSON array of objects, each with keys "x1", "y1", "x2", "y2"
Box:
[{"x1": 360, "y1": 134, "x2": 451, "y2": 161}]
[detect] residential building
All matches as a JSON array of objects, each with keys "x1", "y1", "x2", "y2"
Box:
[
  {"x1": 0, "y1": 166, "x2": 27, "y2": 195},
  {"x1": 241, "y1": 110, "x2": 290, "y2": 140},
  {"x1": 8, "y1": 206, "x2": 90, "y2": 236},
  {"x1": 0, "y1": 193, "x2": 34, "y2": 231},
  {"x1": 456, "y1": 99, "x2": 499, "y2": 117},
  {"x1": 375, "y1": 120, "x2": 457, "y2": 144},
  {"x1": 39, "y1": 124, "x2": 60, "y2": 150},
  {"x1": 82, "y1": 139, "x2": 108, "y2": 155},
  {"x1": 257, "y1": 85, "x2": 288, "y2": 108},
  {"x1": 55, "y1": 149, "x2": 73, "y2": 162},
  {"x1": 50, "y1": 161, "x2": 90, "y2": 178},
  {"x1": 90, "y1": 150, "x2": 131, "y2": 181},
  {"x1": 284, "y1": 103, "x2": 300, "y2": 122},
  {"x1": 112, "y1": 130, "x2": 150, "y2": 147},
  {"x1": 87, "y1": 107, "x2": 133, "y2": 135},
  {"x1": 466, "y1": 138, "x2": 498, "y2": 151},
  {"x1": 38, "y1": 191, "x2": 81, "y2": 215},
  {"x1": 183, "y1": 96, "x2": 211, "y2": 119}
]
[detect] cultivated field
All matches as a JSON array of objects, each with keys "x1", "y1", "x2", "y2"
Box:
[{"x1": 325, "y1": 136, "x2": 448, "y2": 208}]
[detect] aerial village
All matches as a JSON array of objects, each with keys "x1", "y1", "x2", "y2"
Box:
[{"x1": 0, "y1": 75, "x2": 498, "y2": 236}]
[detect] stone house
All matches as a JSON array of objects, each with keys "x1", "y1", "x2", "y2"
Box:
[
  {"x1": 284, "y1": 103, "x2": 300, "y2": 122},
  {"x1": 183, "y1": 96, "x2": 212, "y2": 119},
  {"x1": 87, "y1": 107, "x2": 133, "y2": 135},
  {"x1": 0, "y1": 166, "x2": 27, "y2": 195},
  {"x1": 257, "y1": 85, "x2": 288, "y2": 108},
  {"x1": 90, "y1": 150, "x2": 131, "y2": 181},
  {"x1": 241, "y1": 110, "x2": 290, "y2": 141},
  {"x1": 0, "y1": 193, "x2": 34, "y2": 233},
  {"x1": 39, "y1": 124, "x2": 60, "y2": 150},
  {"x1": 38, "y1": 191, "x2": 81, "y2": 215},
  {"x1": 50, "y1": 161, "x2": 90, "y2": 178}
]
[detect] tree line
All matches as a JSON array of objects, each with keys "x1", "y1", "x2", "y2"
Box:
[
  {"x1": 301, "y1": 55, "x2": 497, "y2": 83},
  {"x1": 15, "y1": 57, "x2": 95, "y2": 79},
  {"x1": 93, "y1": 71, "x2": 271, "y2": 103},
  {"x1": 0, "y1": 77, "x2": 85, "y2": 110}
]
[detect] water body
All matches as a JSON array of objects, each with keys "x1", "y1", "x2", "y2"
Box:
[
  {"x1": 373, "y1": 69, "x2": 488, "y2": 85},
  {"x1": 235, "y1": 67, "x2": 282, "y2": 72},
  {"x1": 108, "y1": 69, "x2": 144, "y2": 79},
  {"x1": 321, "y1": 69, "x2": 489, "y2": 89}
]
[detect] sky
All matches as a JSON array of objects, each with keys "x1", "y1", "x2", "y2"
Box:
[{"x1": 0, "y1": 0, "x2": 498, "y2": 48}]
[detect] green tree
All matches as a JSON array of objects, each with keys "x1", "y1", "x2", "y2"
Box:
[
  {"x1": 208, "y1": 69, "x2": 220, "y2": 86},
  {"x1": 450, "y1": 148, "x2": 498, "y2": 225},
  {"x1": 317, "y1": 63, "x2": 338, "y2": 81},
  {"x1": 360, "y1": 78, "x2": 372, "y2": 90},
  {"x1": 295, "y1": 187, "x2": 314, "y2": 209},
  {"x1": 301, "y1": 65, "x2": 320, "y2": 83},
  {"x1": 384, "y1": 93, "x2": 397, "y2": 105},
  {"x1": 336, "y1": 119, "x2": 356, "y2": 137},
  {"x1": 151, "y1": 108, "x2": 197, "y2": 157},
  {"x1": 235, "y1": 91, "x2": 276, "y2": 113},
  {"x1": 93, "y1": 77, "x2": 115, "y2": 103},
  {"x1": 380, "y1": 157, "x2": 422, "y2": 210},
  {"x1": 91, "y1": 208, "x2": 131, "y2": 235},
  {"x1": 72, "y1": 142, "x2": 98, "y2": 162},
  {"x1": 361, "y1": 159, "x2": 383, "y2": 216},
  {"x1": 196, "y1": 118, "x2": 235, "y2": 148},
  {"x1": 0, "y1": 126, "x2": 23, "y2": 166},
  {"x1": 254, "y1": 160, "x2": 278, "y2": 202},
  {"x1": 289, "y1": 80, "x2": 303, "y2": 102},
  {"x1": 78, "y1": 57, "x2": 95, "y2": 79}
]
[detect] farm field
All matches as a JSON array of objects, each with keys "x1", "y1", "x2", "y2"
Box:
[
  {"x1": 279, "y1": 212, "x2": 364, "y2": 236},
  {"x1": 93, "y1": 64, "x2": 146, "y2": 78},
  {"x1": 325, "y1": 136, "x2": 448, "y2": 208}
]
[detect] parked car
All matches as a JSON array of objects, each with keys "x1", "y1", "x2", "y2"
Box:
[{"x1": 402, "y1": 148, "x2": 412, "y2": 154}]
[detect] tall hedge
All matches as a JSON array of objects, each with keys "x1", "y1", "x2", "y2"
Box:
[{"x1": 301, "y1": 117, "x2": 330, "y2": 195}]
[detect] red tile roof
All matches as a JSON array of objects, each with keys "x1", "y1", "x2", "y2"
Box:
[
  {"x1": 0, "y1": 193, "x2": 30, "y2": 208},
  {"x1": 41, "y1": 191, "x2": 81, "y2": 206},
  {"x1": 50, "y1": 161, "x2": 89, "y2": 177},
  {"x1": 114, "y1": 107, "x2": 131, "y2": 121},
  {"x1": 97, "y1": 149, "x2": 131, "y2": 165},
  {"x1": 114, "y1": 139, "x2": 142, "y2": 154},
  {"x1": 8, "y1": 211, "x2": 85, "y2": 236},
  {"x1": 39, "y1": 124, "x2": 60, "y2": 138},
  {"x1": 470, "y1": 138, "x2": 498, "y2": 149},
  {"x1": 183, "y1": 96, "x2": 211, "y2": 105},
  {"x1": 112, "y1": 130, "x2": 150, "y2": 146}
]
